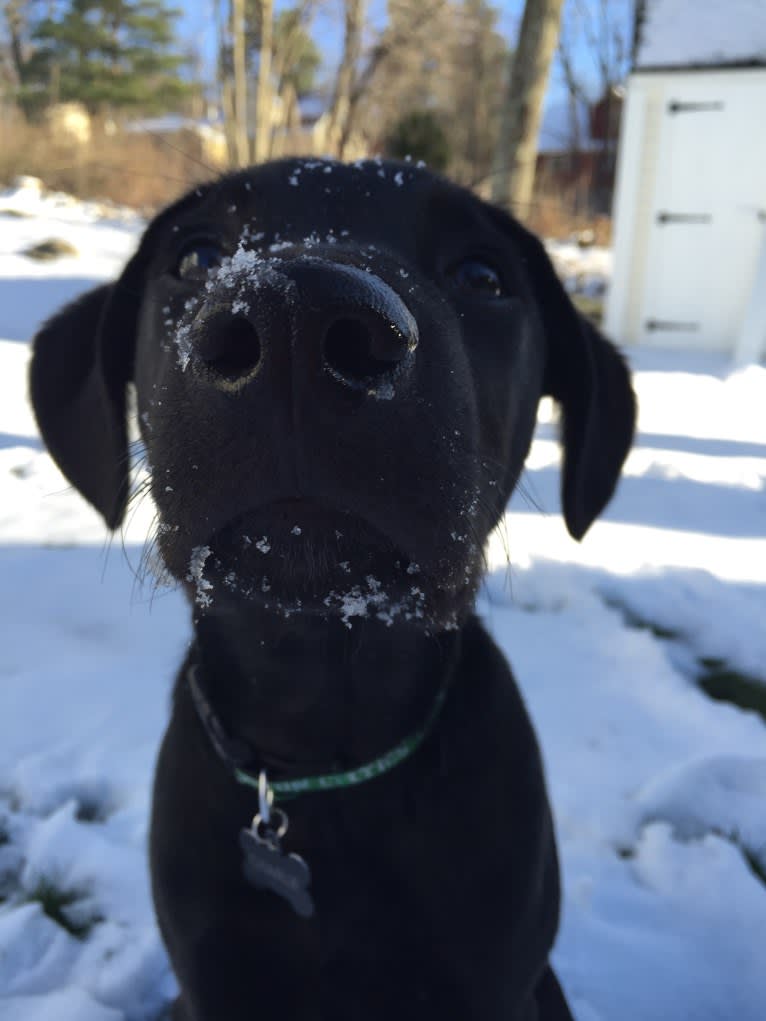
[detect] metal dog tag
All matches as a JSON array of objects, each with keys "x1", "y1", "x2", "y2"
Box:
[{"x1": 240, "y1": 815, "x2": 315, "y2": 919}]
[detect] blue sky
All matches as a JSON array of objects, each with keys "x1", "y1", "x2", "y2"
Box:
[{"x1": 177, "y1": 0, "x2": 633, "y2": 109}]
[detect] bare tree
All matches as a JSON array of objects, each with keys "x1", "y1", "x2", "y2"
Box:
[
  {"x1": 220, "y1": 0, "x2": 321, "y2": 165},
  {"x1": 345, "y1": 0, "x2": 449, "y2": 157},
  {"x1": 221, "y1": 0, "x2": 471, "y2": 168},
  {"x1": 4, "y1": 0, "x2": 28, "y2": 88},
  {"x1": 450, "y1": 0, "x2": 507, "y2": 186},
  {"x1": 491, "y1": 0, "x2": 566, "y2": 215},
  {"x1": 252, "y1": 0, "x2": 273, "y2": 163},
  {"x1": 3, "y1": 0, "x2": 41, "y2": 115},
  {"x1": 557, "y1": 18, "x2": 588, "y2": 152},
  {"x1": 324, "y1": 0, "x2": 364, "y2": 158},
  {"x1": 323, "y1": 0, "x2": 449, "y2": 159},
  {"x1": 213, "y1": 0, "x2": 238, "y2": 164},
  {"x1": 554, "y1": 0, "x2": 631, "y2": 210},
  {"x1": 584, "y1": 1, "x2": 629, "y2": 103},
  {"x1": 231, "y1": 0, "x2": 249, "y2": 165},
  {"x1": 271, "y1": 0, "x2": 318, "y2": 97}
]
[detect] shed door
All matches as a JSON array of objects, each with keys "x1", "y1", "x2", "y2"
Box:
[{"x1": 640, "y1": 78, "x2": 766, "y2": 350}]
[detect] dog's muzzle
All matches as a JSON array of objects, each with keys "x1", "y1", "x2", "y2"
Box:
[{"x1": 188, "y1": 257, "x2": 419, "y2": 396}]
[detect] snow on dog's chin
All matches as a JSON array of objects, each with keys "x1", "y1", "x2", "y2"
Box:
[{"x1": 170, "y1": 519, "x2": 480, "y2": 630}]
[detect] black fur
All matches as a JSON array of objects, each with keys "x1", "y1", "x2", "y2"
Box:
[{"x1": 30, "y1": 159, "x2": 635, "y2": 1021}]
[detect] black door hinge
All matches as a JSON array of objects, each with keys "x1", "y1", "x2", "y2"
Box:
[
  {"x1": 656, "y1": 212, "x2": 712, "y2": 225},
  {"x1": 667, "y1": 100, "x2": 725, "y2": 114},
  {"x1": 645, "y1": 319, "x2": 700, "y2": 332}
]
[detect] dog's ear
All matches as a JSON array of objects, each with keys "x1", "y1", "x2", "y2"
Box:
[
  {"x1": 547, "y1": 308, "x2": 636, "y2": 540},
  {"x1": 29, "y1": 260, "x2": 143, "y2": 529},
  {"x1": 29, "y1": 185, "x2": 211, "y2": 529},
  {"x1": 483, "y1": 204, "x2": 636, "y2": 540}
]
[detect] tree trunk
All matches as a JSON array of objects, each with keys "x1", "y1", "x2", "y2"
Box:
[
  {"x1": 222, "y1": 78, "x2": 238, "y2": 166},
  {"x1": 5, "y1": 0, "x2": 33, "y2": 116},
  {"x1": 326, "y1": 0, "x2": 364, "y2": 158},
  {"x1": 6, "y1": 1, "x2": 26, "y2": 84},
  {"x1": 491, "y1": 0, "x2": 565, "y2": 216},
  {"x1": 557, "y1": 29, "x2": 585, "y2": 155},
  {"x1": 252, "y1": 0, "x2": 274, "y2": 164},
  {"x1": 213, "y1": 0, "x2": 233, "y2": 163},
  {"x1": 232, "y1": 0, "x2": 249, "y2": 167}
]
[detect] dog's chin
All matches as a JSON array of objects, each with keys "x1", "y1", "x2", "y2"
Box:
[{"x1": 164, "y1": 503, "x2": 478, "y2": 629}]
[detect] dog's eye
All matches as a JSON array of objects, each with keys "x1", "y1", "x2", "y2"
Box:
[
  {"x1": 176, "y1": 241, "x2": 224, "y2": 281},
  {"x1": 449, "y1": 258, "x2": 504, "y2": 297}
]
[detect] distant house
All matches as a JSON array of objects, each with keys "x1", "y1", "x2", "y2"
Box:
[
  {"x1": 125, "y1": 115, "x2": 229, "y2": 167},
  {"x1": 273, "y1": 94, "x2": 367, "y2": 161},
  {"x1": 605, "y1": 0, "x2": 766, "y2": 361},
  {"x1": 535, "y1": 88, "x2": 623, "y2": 215},
  {"x1": 127, "y1": 97, "x2": 367, "y2": 170}
]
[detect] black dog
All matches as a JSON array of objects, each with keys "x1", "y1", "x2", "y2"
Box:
[{"x1": 30, "y1": 158, "x2": 634, "y2": 1021}]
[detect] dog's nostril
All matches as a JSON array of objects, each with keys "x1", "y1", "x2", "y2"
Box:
[
  {"x1": 198, "y1": 315, "x2": 262, "y2": 381},
  {"x1": 323, "y1": 316, "x2": 408, "y2": 385}
]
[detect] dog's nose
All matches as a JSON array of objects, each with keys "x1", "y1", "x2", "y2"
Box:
[
  {"x1": 291, "y1": 259, "x2": 418, "y2": 390},
  {"x1": 190, "y1": 258, "x2": 417, "y2": 392},
  {"x1": 194, "y1": 306, "x2": 263, "y2": 384},
  {"x1": 321, "y1": 308, "x2": 412, "y2": 386}
]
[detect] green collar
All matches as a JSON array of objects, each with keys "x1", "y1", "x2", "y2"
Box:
[{"x1": 187, "y1": 663, "x2": 449, "y2": 803}]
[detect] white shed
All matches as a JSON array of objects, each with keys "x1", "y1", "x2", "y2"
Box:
[{"x1": 604, "y1": 0, "x2": 766, "y2": 362}]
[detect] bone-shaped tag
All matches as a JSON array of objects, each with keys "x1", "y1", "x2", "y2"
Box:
[{"x1": 240, "y1": 826, "x2": 315, "y2": 919}]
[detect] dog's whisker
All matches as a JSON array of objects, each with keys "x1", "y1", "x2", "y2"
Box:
[
  {"x1": 515, "y1": 472, "x2": 546, "y2": 516},
  {"x1": 99, "y1": 522, "x2": 118, "y2": 584},
  {"x1": 142, "y1": 129, "x2": 219, "y2": 178}
]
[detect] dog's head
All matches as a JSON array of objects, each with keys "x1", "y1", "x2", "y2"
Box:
[{"x1": 30, "y1": 159, "x2": 634, "y2": 627}]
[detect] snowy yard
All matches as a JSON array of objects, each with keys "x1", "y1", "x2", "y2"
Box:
[{"x1": 1, "y1": 179, "x2": 765, "y2": 1021}]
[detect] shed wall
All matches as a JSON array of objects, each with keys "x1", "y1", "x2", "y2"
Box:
[{"x1": 605, "y1": 67, "x2": 766, "y2": 355}]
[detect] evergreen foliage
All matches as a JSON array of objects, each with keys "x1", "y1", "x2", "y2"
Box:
[
  {"x1": 23, "y1": 0, "x2": 192, "y2": 115},
  {"x1": 384, "y1": 110, "x2": 451, "y2": 171}
]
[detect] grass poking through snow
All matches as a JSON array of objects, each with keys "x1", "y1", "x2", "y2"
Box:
[
  {"x1": 740, "y1": 842, "x2": 766, "y2": 887},
  {"x1": 24, "y1": 878, "x2": 101, "y2": 940},
  {"x1": 602, "y1": 597, "x2": 683, "y2": 642},
  {"x1": 602, "y1": 597, "x2": 766, "y2": 722},
  {"x1": 698, "y1": 659, "x2": 766, "y2": 724}
]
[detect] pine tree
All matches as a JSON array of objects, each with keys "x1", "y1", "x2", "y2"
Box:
[{"x1": 25, "y1": 0, "x2": 192, "y2": 115}]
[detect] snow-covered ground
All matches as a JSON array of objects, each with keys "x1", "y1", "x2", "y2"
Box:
[
  {"x1": 545, "y1": 239, "x2": 611, "y2": 299},
  {"x1": 1, "y1": 179, "x2": 765, "y2": 1021}
]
